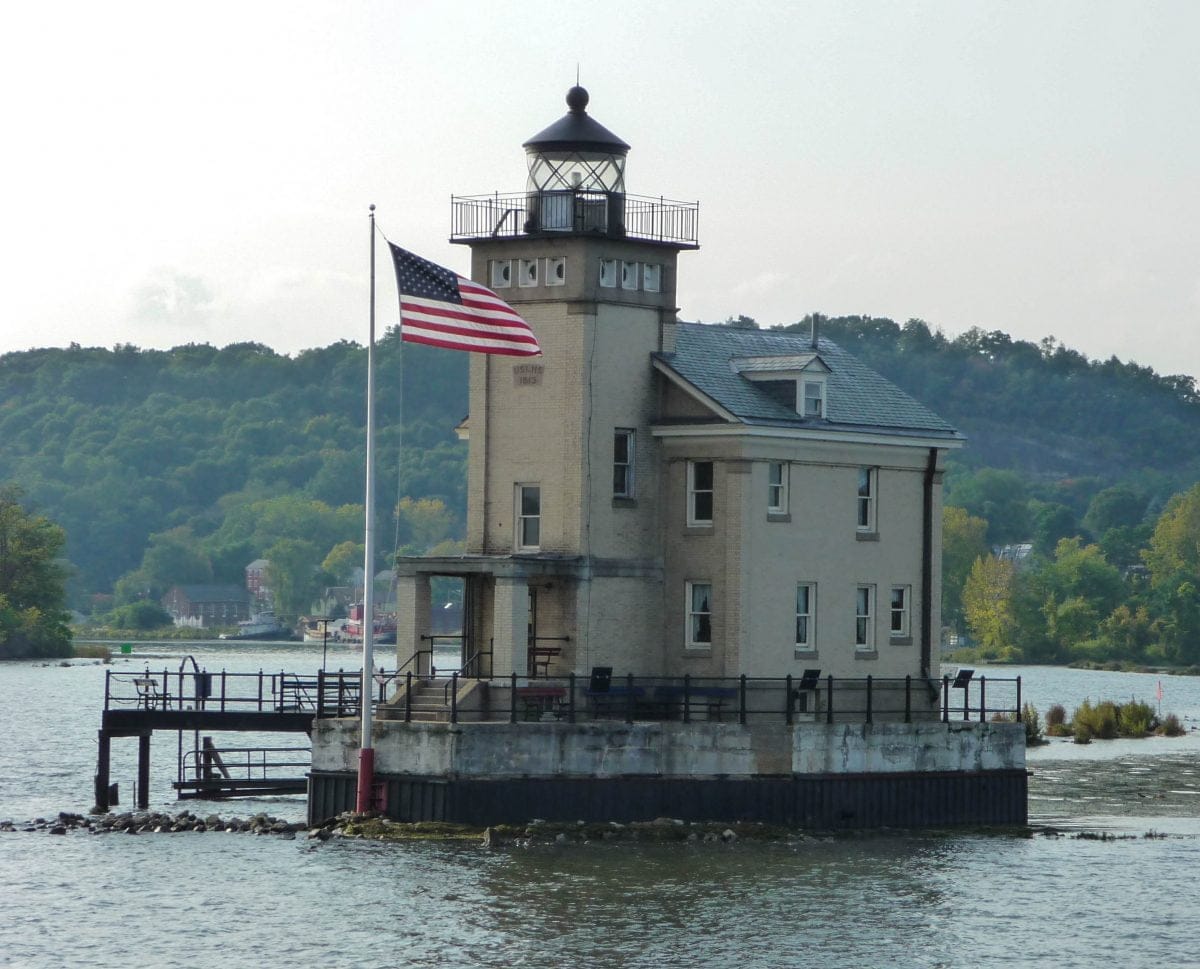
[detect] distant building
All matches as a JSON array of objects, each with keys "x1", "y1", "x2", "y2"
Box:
[
  {"x1": 162, "y1": 585, "x2": 250, "y2": 628},
  {"x1": 245, "y1": 559, "x2": 271, "y2": 607}
]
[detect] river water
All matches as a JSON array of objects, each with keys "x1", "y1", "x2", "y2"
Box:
[{"x1": 2, "y1": 645, "x2": 1198, "y2": 969}]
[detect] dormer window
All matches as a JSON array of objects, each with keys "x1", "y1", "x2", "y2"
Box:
[
  {"x1": 803, "y1": 379, "x2": 825, "y2": 418},
  {"x1": 731, "y1": 354, "x2": 832, "y2": 419}
]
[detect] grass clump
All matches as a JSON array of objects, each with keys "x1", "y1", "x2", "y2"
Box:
[
  {"x1": 1044, "y1": 704, "x2": 1070, "y2": 737},
  {"x1": 1158, "y1": 713, "x2": 1186, "y2": 737}
]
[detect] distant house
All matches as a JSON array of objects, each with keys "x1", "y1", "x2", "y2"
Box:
[
  {"x1": 162, "y1": 585, "x2": 250, "y2": 628},
  {"x1": 245, "y1": 559, "x2": 271, "y2": 606}
]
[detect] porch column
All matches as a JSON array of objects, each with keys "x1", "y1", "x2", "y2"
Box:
[
  {"x1": 492, "y1": 575, "x2": 530, "y2": 676},
  {"x1": 394, "y1": 572, "x2": 432, "y2": 673}
]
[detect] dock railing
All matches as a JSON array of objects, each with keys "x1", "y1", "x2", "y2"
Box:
[{"x1": 106, "y1": 668, "x2": 1021, "y2": 727}]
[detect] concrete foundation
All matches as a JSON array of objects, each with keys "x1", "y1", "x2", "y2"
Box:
[{"x1": 308, "y1": 718, "x2": 1027, "y2": 828}]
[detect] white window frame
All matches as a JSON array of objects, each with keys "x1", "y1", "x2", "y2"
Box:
[
  {"x1": 855, "y1": 585, "x2": 875, "y2": 651},
  {"x1": 687, "y1": 460, "x2": 714, "y2": 526},
  {"x1": 620, "y1": 260, "x2": 638, "y2": 290},
  {"x1": 642, "y1": 263, "x2": 661, "y2": 292},
  {"x1": 546, "y1": 256, "x2": 566, "y2": 286},
  {"x1": 802, "y1": 378, "x2": 825, "y2": 418},
  {"x1": 768, "y1": 461, "x2": 788, "y2": 514},
  {"x1": 890, "y1": 585, "x2": 911, "y2": 639},
  {"x1": 686, "y1": 581, "x2": 713, "y2": 648},
  {"x1": 599, "y1": 259, "x2": 618, "y2": 288},
  {"x1": 613, "y1": 428, "x2": 635, "y2": 498},
  {"x1": 857, "y1": 467, "x2": 876, "y2": 532},
  {"x1": 516, "y1": 484, "x2": 541, "y2": 550},
  {"x1": 518, "y1": 258, "x2": 538, "y2": 288},
  {"x1": 490, "y1": 259, "x2": 512, "y2": 289},
  {"x1": 795, "y1": 582, "x2": 815, "y2": 651}
]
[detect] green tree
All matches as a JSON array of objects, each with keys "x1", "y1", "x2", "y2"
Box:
[
  {"x1": 947, "y1": 469, "x2": 1030, "y2": 545},
  {"x1": 1084, "y1": 484, "x2": 1146, "y2": 537},
  {"x1": 1144, "y1": 483, "x2": 1200, "y2": 584},
  {"x1": 941, "y1": 506, "x2": 989, "y2": 629},
  {"x1": 0, "y1": 486, "x2": 72, "y2": 658},
  {"x1": 962, "y1": 555, "x2": 1017, "y2": 658},
  {"x1": 264, "y1": 538, "x2": 323, "y2": 621}
]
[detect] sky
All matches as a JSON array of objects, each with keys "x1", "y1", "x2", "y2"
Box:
[{"x1": 4, "y1": 1, "x2": 1198, "y2": 378}]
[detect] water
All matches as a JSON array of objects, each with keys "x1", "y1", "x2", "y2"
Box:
[{"x1": 2, "y1": 649, "x2": 1199, "y2": 968}]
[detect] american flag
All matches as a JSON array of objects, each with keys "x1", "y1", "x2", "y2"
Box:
[{"x1": 388, "y1": 243, "x2": 541, "y2": 356}]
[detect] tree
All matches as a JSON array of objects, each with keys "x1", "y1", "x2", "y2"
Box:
[
  {"x1": 941, "y1": 506, "x2": 989, "y2": 629},
  {"x1": 962, "y1": 555, "x2": 1017, "y2": 657},
  {"x1": 947, "y1": 469, "x2": 1031, "y2": 545},
  {"x1": 264, "y1": 538, "x2": 323, "y2": 621},
  {"x1": 1144, "y1": 483, "x2": 1200, "y2": 584},
  {"x1": 1084, "y1": 485, "x2": 1146, "y2": 537},
  {"x1": 1031, "y1": 502, "x2": 1080, "y2": 557},
  {"x1": 0, "y1": 486, "x2": 72, "y2": 658}
]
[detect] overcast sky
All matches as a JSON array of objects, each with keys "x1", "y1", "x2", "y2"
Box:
[{"x1": 4, "y1": 1, "x2": 1198, "y2": 378}]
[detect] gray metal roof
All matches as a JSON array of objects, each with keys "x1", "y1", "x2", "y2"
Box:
[
  {"x1": 656, "y1": 323, "x2": 960, "y2": 438},
  {"x1": 523, "y1": 86, "x2": 630, "y2": 154}
]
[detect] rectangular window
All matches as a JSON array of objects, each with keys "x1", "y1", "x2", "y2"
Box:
[
  {"x1": 855, "y1": 585, "x2": 875, "y2": 650},
  {"x1": 803, "y1": 380, "x2": 824, "y2": 418},
  {"x1": 687, "y1": 581, "x2": 712, "y2": 647},
  {"x1": 599, "y1": 259, "x2": 618, "y2": 288},
  {"x1": 642, "y1": 263, "x2": 661, "y2": 292},
  {"x1": 857, "y1": 468, "x2": 876, "y2": 532},
  {"x1": 768, "y1": 462, "x2": 788, "y2": 514},
  {"x1": 621, "y1": 260, "x2": 639, "y2": 290},
  {"x1": 613, "y1": 429, "x2": 635, "y2": 498},
  {"x1": 516, "y1": 484, "x2": 541, "y2": 550},
  {"x1": 687, "y1": 460, "x2": 714, "y2": 526},
  {"x1": 795, "y1": 583, "x2": 815, "y2": 650},
  {"x1": 518, "y1": 258, "x2": 538, "y2": 288},
  {"x1": 890, "y1": 586, "x2": 910, "y2": 638},
  {"x1": 546, "y1": 256, "x2": 566, "y2": 286}
]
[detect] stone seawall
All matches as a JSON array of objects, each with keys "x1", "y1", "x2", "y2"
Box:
[{"x1": 311, "y1": 719, "x2": 1026, "y2": 779}]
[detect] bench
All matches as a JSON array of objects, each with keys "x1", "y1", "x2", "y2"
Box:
[
  {"x1": 133, "y1": 677, "x2": 166, "y2": 710},
  {"x1": 653, "y1": 684, "x2": 737, "y2": 721},
  {"x1": 527, "y1": 645, "x2": 562, "y2": 678},
  {"x1": 515, "y1": 685, "x2": 566, "y2": 720},
  {"x1": 585, "y1": 685, "x2": 646, "y2": 719}
]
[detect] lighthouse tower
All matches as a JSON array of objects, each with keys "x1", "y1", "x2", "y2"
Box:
[{"x1": 395, "y1": 87, "x2": 699, "y2": 677}]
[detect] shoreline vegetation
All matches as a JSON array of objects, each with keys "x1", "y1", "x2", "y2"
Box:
[{"x1": 1021, "y1": 699, "x2": 1189, "y2": 746}]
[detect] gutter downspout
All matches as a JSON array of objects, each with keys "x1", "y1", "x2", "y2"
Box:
[{"x1": 921, "y1": 447, "x2": 938, "y2": 699}]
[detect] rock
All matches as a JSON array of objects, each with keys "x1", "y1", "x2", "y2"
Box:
[
  {"x1": 49, "y1": 825, "x2": 67, "y2": 835},
  {"x1": 721, "y1": 828, "x2": 737, "y2": 842},
  {"x1": 555, "y1": 833, "x2": 568, "y2": 844}
]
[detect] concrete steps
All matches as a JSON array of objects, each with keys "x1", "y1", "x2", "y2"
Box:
[{"x1": 379, "y1": 678, "x2": 454, "y2": 722}]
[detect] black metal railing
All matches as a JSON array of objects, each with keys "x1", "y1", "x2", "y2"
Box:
[
  {"x1": 450, "y1": 191, "x2": 700, "y2": 247},
  {"x1": 107, "y1": 667, "x2": 1022, "y2": 728}
]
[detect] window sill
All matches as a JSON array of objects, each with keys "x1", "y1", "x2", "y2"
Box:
[
  {"x1": 855, "y1": 531, "x2": 879, "y2": 542},
  {"x1": 684, "y1": 525, "x2": 713, "y2": 535},
  {"x1": 793, "y1": 648, "x2": 817, "y2": 661},
  {"x1": 612, "y1": 497, "x2": 637, "y2": 508},
  {"x1": 854, "y1": 649, "x2": 878, "y2": 660},
  {"x1": 767, "y1": 512, "x2": 791, "y2": 523},
  {"x1": 683, "y1": 646, "x2": 713, "y2": 657},
  {"x1": 889, "y1": 636, "x2": 913, "y2": 646}
]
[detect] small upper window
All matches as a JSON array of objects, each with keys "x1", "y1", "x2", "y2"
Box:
[
  {"x1": 621, "y1": 261, "x2": 638, "y2": 290},
  {"x1": 546, "y1": 257, "x2": 566, "y2": 286},
  {"x1": 688, "y1": 461, "x2": 714, "y2": 526},
  {"x1": 768, "y1": 462, "x2": 788, "y2": 514},
  {"x1": 490, "y1": 260, "x2": 512, "y2": 289},
  {"x1": 857, "y1": 468, "x2": 876, "y2": 532},
  {"x1": 613, "y1": 429, "x2": 635, "y2": 498},
  {"x1": 803, "y1": 380, "x2": 825, "y2": 418},
  {"x1": 642, "y1": 264, "x2": 661, "y2": 292},
  {"x1": 599, "y1": 259, "x2": 618, "y2": 288},
  {"x1": 518, "y1": 258, "x2": 538, "y2": 288}
]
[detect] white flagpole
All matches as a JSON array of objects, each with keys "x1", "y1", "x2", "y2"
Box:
[{"x1": 355, "y1": 203, "x2": 378, "y2": 814}]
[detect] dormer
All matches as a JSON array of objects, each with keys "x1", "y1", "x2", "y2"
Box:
[{"x1": 731, "y1": 353, "x2": 832, "y2": 419}]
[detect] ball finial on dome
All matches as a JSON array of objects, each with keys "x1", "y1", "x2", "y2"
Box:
[{"x1": 566, "y1": 85, "x2": 589, "y2": 113}]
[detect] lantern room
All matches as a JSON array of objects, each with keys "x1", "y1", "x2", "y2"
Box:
[{"x1": 522, "y1": 85, "x2": 629, "y2": 235}]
